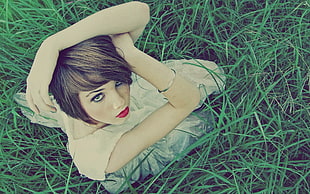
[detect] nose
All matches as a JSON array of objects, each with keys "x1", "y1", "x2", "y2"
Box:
[{"x1": 111, "y1": 90, "x2": 125, "y2": 110}]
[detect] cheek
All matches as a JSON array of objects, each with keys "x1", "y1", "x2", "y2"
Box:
[
  {"x1": 79, "y1": 84, "x2": 130, "y2": 122},
  {"x1": 119, "y1": 85, "x2": 130, "y2": 100},
  {"x1": 79, "y1": 98, "x2": 107, "y2": 120},
  {"x1": 85, "y1": 103, "x2": 109, "y2": 120}
]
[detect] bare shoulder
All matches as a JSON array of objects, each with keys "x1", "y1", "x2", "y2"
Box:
[{"x1": 71, "y1": 119, "x2": 101, "y2": 140}]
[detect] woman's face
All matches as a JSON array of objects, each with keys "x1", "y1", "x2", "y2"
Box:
[{"x1": 79, "y1": 81, "x2": 130, "y2": 126}]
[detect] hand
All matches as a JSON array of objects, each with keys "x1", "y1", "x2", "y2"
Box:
[{"x1": 26, "y1": 39, "x2": 59, "y2": 114}]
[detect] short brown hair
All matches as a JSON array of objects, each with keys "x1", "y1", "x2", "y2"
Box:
[{"x1": 50, "y1": 35, "x2": 132, "y2": 124}]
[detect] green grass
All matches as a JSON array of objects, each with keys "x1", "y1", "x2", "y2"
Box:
[{"x1": 1, "y1": 0, "x2": 309, "y2": 193}]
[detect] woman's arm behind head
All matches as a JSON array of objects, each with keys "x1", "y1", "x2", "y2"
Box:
[
  {"x1": 26, "y1": 1, "x2": 149, "y2": 114},
  {"x1": 50, "y1": 35, "x2": 132, "y2": 124}
]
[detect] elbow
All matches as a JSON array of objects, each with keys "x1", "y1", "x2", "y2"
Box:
[
  {"x1": 189, "y1": 87, "x2": 201, "y2": 111},
  {"x1": 178, "y1": 86, "x2": 201, "y2": 112},
  {"x1": 132, "y1": 1, "x2": 150, "y2": 24}
]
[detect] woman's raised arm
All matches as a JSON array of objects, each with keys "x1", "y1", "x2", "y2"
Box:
[
  {"x1": 105, "y1": 33, "x2": 201, "y2": 173},
  {"x1": 49, "y1": 1, "x2": 149, "y2": 50},
  {"x1": 26, "y1": 1, "x2": 150, "y2": 114}
]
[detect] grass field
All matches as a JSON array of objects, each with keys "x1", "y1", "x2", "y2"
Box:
[{"x1": 1, "y1": 0, "x2": 309, "y2": 193}]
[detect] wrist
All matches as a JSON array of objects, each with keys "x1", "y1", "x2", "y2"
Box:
[{"x1": 120, "y1": 46, "x2": 140, "y2": 61}]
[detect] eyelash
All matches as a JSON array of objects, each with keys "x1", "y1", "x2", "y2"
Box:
[
  {"x1": 115, "y1": 81, "x2": 123, "y2": 87},
  {"x1": 91, "y1": 82, "x2": 124, "y2": 103},
  {"x1": 91, "y1": 93, "x2": 104, "y2": 103}
]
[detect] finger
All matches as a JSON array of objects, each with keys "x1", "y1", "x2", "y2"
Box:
[
  {"x1": 26, "y1": 87, "x2": 40, "y2": 114},
  {"x1": 28, "y1": 86, "x2": 53, "y2": 113},
  {"x1": 40, "y1": 86, "x2": 56, "y2": 112},
  {"x1": 34, "y1": 90, "x2": 55, "y2": 113}
]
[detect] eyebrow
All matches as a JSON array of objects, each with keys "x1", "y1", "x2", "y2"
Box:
[{"x1": 86, "y1": 88, "x2": 105, "y2": 97}]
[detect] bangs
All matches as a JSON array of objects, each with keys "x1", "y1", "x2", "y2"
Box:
[
  {"x1": 49, "y1": 35, "x2": 132, "y2": 124},
  {"x1": 66, "y1": 66, "x2": 132, "y2": 93},
  {"x1": 66, "y1": 68, "x2": 110, "y2": 93}
]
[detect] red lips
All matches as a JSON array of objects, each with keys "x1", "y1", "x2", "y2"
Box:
[{"x1": 116, "y1": 107, "x2": 129, "y2": 118}]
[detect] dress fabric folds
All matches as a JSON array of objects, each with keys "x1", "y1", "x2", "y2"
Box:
[{"x1": 14, "y1": 59, "x2": 225, "y2": 193}]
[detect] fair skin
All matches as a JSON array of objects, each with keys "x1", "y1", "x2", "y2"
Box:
[
  {"x1": 26, "y1": 1, "x2": 200, "y2": 174},
  {"x1": 79, "y1": 81, "x2": 131, "y2": 126},
  {"x1": 27, "y1": 1, "x2": 149, "y2": 113}
]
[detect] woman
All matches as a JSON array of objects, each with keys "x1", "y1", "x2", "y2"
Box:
[{"x1": 15, "y1": 1, "x2": 225, "y2": 192}]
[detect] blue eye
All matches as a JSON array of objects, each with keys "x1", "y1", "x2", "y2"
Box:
[
  {"x1": 91, "y1": 93, "x2": 104, "y2": 103},
  {"x1": 115, "y1": 81, "x2": 123, "y2": 87}
]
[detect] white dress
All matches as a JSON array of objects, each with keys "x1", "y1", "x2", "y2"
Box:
[{"x1": 14, "y1": 59, "x2": 225, "y2": 193}]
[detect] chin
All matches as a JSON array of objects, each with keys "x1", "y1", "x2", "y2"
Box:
[
  {"x1": 113, "y1": 119, "x2": 127, "y2": 125},
  {"x1": 113, "y1": 115, "x2": 130, "y2": 125},
  {"x1": 95, "y1": 113, "x2": 130, "y2": 126}
]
